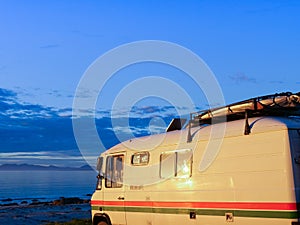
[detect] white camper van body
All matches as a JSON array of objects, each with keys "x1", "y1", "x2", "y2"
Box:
[{"x1": 91, "y1": 116, "x2": 300, "y2": 225}]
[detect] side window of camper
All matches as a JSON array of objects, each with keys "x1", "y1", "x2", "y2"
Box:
[
  {"x1": 160, "y1": 150, "x2": 192, "y2": 179},
  {"x1": 176, "y1": 150, "x2": 193, "y2": 178},
  {"x1": 160, "y1": 152, "x2": 176, "y2": 178},
  {"x1": 131, "y1": 152, "x2": 150, "y2": 166},
  {"x1": 105, "y1": 155, "x2": 124, "y2": 188}
]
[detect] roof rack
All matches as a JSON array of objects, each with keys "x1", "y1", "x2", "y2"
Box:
[
  {"x1": 191, "y1": 92, "x2": 300, "y2": 125},
  {"x1": 185, "y1": 92, "x2": 300, "y2": 142}
]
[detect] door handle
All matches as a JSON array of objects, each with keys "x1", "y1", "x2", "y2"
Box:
[{"x1": 118, "y1": 196, "x2": 125, "y2": 200}]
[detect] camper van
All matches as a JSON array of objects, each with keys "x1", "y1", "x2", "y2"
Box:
[{"x1": 91, "y1": 92, "x2": 300, "y2": 225}]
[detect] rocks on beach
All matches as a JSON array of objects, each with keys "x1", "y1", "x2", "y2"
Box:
[
  {"x1": 0, "y1": 196, "x2": 90, "y2": 207},
  {"x1": 0, "y1": 197, "x2": 92, "y2": 225},
  {"x1": 53, "y1": 197, "x2": 89, "y2": 206}
]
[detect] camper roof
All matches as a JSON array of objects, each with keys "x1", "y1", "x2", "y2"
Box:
[
  {"x1": 105, "y1": 116, "x2": 300, "y2": 154},
  {"x1": 104, "y1": 92, "x2": 300, "y2": 154}
]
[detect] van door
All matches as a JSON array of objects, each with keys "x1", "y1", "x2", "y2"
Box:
[
  {"x1": 104, "y1": 153, "x2": 126, "y2": 225},
  {"x1": 289, "y1": 130, "x2": 300, "y2": 207}
]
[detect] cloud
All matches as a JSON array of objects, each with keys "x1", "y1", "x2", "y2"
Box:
[
  {"x1": 0, "y1": 151, "x2": 91, "y2": 167},
  {"x1": 0, "y1": 88, "x2": 77, "y2": 154},
  {"x1": 57, "y1": 108, "x2": 73, "y2": 117},
  {"x1": 110, "y1": 105, "x2": 192, "y2": 119},
  {"x1": 74, "y1": 88, "x2": 99, "y2": 99},
  {"x1": 11, "y1": 87, "x2": 75, "y2": 110},
  {"x1": 0, "y1": 90, "x2": 59, "y2": 118},
  {"x1": 229, "y1": 73, "x2": 257, "y2": 84},
  {"x1": 0, "y1": 151, "x2": 80, "y2": 159},
  {"x1": 47, "y1": 89, "x2": 74, "y2": 99},
  {"x1": 0, "y1": 87, "x2": 192, "y2": 166},
  {"x1": 48, "y1": 90, "x2": 63, "y2": 97},
  {"x1": 0, "y1": 88, "x2": 17, "y2": 98}
]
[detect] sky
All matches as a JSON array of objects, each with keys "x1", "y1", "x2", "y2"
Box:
[{"x1": 0, "y1": 0, "x2": 299, "y2": 167}]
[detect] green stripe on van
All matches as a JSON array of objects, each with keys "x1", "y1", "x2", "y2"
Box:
[{"x1": 91, "y1": 206, "x2": 299, "y2": 219}]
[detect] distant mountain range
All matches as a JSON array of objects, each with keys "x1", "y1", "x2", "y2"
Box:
[{"x1": 0, "y1": 163, "x2": 94, "y2": 171}]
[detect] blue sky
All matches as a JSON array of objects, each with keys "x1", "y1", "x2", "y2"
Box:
[{"x1": 0, "y1": 1, "x2": 299, "y2": 167}]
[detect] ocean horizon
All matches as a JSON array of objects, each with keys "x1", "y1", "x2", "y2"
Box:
[{"x1": 0, "y1": 170, "x2": 96, "y2": 204}]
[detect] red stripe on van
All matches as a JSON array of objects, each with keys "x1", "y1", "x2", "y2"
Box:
[
  {"x1": 91, "y1": 200, "x2": 297, "y2": 211},
  {"x1": 152, "y1": 201, "x2": 297, "y2": 210}
]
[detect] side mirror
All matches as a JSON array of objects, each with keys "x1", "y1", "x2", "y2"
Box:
[{"x1": 96, "y1": 174, "x2": 103, "y2": 190}]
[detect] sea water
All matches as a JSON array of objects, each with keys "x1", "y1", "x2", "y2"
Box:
[{"x1": 0, "y1": 170, "x2": 97, "y2": 203}]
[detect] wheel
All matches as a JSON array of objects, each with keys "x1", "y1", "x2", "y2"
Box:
[
  {"x1": 97, "y1": 221, "x2": 108, "y2": 225},
  {"x1": 93, "y1": 215, "x2": 110, "y2": 225}
]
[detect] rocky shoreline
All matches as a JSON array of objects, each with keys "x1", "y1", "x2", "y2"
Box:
[{"x1": 0, "y1": 197, "x2": 92, "y2": 225}]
